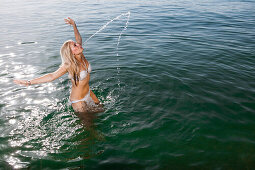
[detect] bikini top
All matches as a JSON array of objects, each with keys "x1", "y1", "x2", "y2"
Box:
[{"x1": 68, "y1": 60, "x2": 91, "y2": 81}]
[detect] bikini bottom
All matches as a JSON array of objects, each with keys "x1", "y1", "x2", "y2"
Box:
[
  {"x1": 70, "y1": 90, "x2": 95, "y2": 106},
  {"x1": 70, "y1": 90, "x2": 103, "y2": 113}
]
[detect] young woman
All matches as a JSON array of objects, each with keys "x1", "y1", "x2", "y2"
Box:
[{"x1": 14, "y1": 17, "x2": 103, "y2": 113}]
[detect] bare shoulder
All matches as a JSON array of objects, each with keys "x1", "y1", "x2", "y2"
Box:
[
  {"x1": 50, "y1": 64, "x2": 68, "y2": 79},
  {"x1": 59, "y1": 63, "x2": 69, "y2": 71},
  {"x1": 53, "y1": 64, "x2": 68, "y2": 75}
]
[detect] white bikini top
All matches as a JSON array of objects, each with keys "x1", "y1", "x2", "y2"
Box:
[{"x1": 68, "y1": 60, "x2": 91, "y2": 81}]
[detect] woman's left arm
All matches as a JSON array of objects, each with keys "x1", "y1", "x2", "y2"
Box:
[
  {"x1": 14, "y1": 65, "x2": 67, "y2": 86},
  {"x1": 90, "y1": 90, "x2": 100, "y2": 104},
  {"x1": 65, "y1": 17, "x2": 82, "y2": 45}
]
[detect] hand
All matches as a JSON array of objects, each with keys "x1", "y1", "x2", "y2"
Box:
[
  {"x1": 13, "y1": 79, "x2": 30, "y2": 86},
  {"x1": 64, "y1": 17, "x2": 75, "y2": 26}
]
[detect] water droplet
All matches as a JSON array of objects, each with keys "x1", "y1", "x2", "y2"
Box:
[{"x1": 9, "y1": 119, "x2": 16, "y2": 124}]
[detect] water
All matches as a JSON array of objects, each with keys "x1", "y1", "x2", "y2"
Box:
[
  {"x1": 84, "y1": 11, "x2": 130, "y2": 45},
  {"x1": 84, "y1": 11, "x2": 130, "y2": 89},
  {"x1": 1, "y1": 0, "x2": 255, "y2": 169}
]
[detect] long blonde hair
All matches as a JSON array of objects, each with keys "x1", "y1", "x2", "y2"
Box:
[{"x1": 60, "y1": 40, "x2": 80, "y2": 86}]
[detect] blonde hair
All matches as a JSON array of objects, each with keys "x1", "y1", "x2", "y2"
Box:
[{"x1": 60, "y1": 40, "x2": 80, "y2": 86}]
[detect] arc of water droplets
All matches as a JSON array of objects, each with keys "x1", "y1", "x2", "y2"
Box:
[
  {"x1": 116, "y1": 12, "x2": 130, "y2": 57},
  {"x1": 83, "y1": 12, "x2": 130, "y2": 90},
  {"x1": 84, "y1": 11, "x2": 130, "y2": 45},
  {"x1": 115, "y1": 12, "x2": 130, "y2": 89}
]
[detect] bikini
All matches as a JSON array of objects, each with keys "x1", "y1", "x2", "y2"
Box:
[
  {"x1": 69, "y1": 60, "x2": 95, "y2": 105},
  {"x1": 68, "y1": 61, "x2": 91, "y2": 81}
]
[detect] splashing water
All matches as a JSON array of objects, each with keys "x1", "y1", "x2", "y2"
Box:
[
  {"x1": 113, "y1": 12, "x2": 130, "y2": 88},
  {"x1": 116, "y1": 12, "x2": 130, "y2": 57},
  {"x1": 84, "y1": 12, "x2": 130, "y2": 89},
  {"x1": 84, "y1": 11, "x2": 130, "y2": 45}
]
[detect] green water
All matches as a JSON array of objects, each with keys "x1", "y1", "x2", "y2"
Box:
[{"x1": 0, "y1": 0, "x2": 255, "y2": 169}]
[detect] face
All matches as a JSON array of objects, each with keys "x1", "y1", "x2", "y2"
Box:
[{"x1": 70, "y1": 41, "x2": 84, "y2": 55}]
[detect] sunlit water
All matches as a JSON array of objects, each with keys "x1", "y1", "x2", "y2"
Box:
[{"x1": 0, "y1": 0, "x2": 255, "y2": 169}]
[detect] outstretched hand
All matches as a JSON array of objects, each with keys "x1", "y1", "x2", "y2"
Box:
[
  {"x1": 13, "y1": 79, "x2": 29, "y2": 86},
  {"x1": 64, "y1": 17, "x2": 75, "y2": 26}
]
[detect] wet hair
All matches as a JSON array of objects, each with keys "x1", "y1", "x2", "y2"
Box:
[{"x1": 60, "y1": 40, "x2": 80, "y2": 86}]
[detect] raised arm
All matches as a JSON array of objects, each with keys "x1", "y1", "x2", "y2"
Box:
[
  {"x1": 64, "y1": 17, "x2": 82, "y2": 45},
  {"x1": 14, "y1": 65, "x2": 67, "y2": 86}
]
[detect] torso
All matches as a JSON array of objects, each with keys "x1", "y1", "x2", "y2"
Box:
[{"x1": 69, "y1": 55, "x2": 91, "y2": 101}]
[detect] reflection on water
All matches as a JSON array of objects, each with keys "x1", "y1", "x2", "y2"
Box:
[
  {"x1": 1, "y1": 77, "x2": 116, "y2": 168},
  {"x1": 5, "y1": 100, "x2": 106, "y2": 168}
]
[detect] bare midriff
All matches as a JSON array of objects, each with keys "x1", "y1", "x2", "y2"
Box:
[{"x1": 70, "y1": 74, "x2": 90, "y2": 101}]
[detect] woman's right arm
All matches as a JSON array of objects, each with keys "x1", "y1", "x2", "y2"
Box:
[{"x1": 14, "y1": 65, "x2": 68, "y2": 86}]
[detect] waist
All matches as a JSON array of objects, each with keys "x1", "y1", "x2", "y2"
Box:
[
  {"x1": 70, "y1": 84, "x2": 90, "y2": 101},
  {"x1": 70, "y1": 89, "x2": 91, "y2": 104}
]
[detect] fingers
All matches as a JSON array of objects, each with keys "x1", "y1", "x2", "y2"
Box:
[
  {"x1": 13, "y1": 79, "x2": 21, "y2": 84},
  {"x1": 67, "y1": 17, "x2": 73, "y2": 22},
  {"x1": 64, "y1": 18, "x2": 71, "y2": 25},
  {"x1": 13, "y1": 79, "x2": 27, "y2": 86},
  {"x1": 64, "y1": 17, "x2": 75, "y2": 25}
]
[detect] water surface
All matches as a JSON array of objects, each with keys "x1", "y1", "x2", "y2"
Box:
[{"x1": 0, "y1": 0, "x2": 255, "y2": 169}]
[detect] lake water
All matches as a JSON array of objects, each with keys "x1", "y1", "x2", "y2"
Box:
[{"x1": 0, "y1": 0, "x2": 255, "y2": 169}]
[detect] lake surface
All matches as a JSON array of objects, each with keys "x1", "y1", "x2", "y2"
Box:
[{"x1": 0, "y1": 0, "x2": 255, "y2": 169}]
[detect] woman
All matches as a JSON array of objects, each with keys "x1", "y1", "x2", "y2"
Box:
[{"x1": 14, "y1": 17, "x2": 103, "y2": 113}]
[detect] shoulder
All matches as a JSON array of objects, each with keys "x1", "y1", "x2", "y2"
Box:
[
  {"x1": 55, "y1": 64, "x2": 68, "y2": 75},
  {"x1": 60, "y1": 63, "x2": 69, "y2": 71}
]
